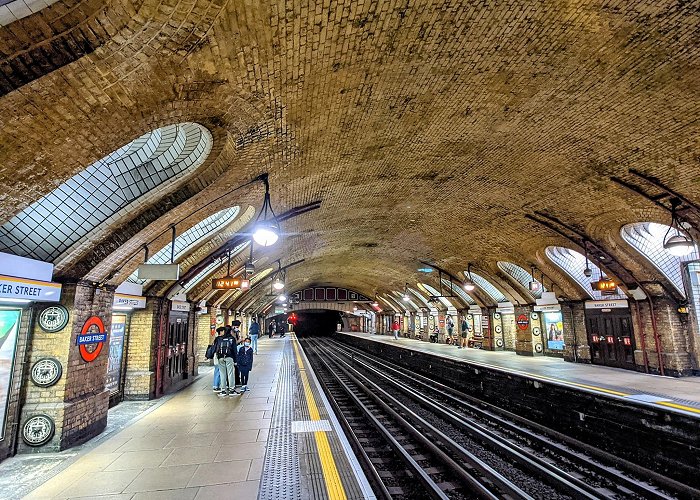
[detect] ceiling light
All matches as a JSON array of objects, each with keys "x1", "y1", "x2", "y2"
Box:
[
  {"x1": 252, "y1": 174, "x2": 280, "y2": 247},
  {"x1": 417, "y1": 267, "x2": 433, "y2": 273},
  {"x1": 663, "y1": 198, "x2": 694, "y2": 257},
  {"x1": 277, "y1": 294, "x2": 287, "y2": 302},
  {"x1": 464, "y1": 263, "x2": 475, "y2": 291},
  {"x1": 402, "y1": 294, "x2": 410, "y2": 301},
  {"x1": 244, "y1": 261, "x2": 255, "y2": 275},
  {"x1": 272, "y1": 277, "x2": 285, "y2": 290}
]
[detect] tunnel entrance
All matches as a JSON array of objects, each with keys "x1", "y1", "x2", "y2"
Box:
[{"x1": 292, "y1": 310, "x2": 343, "y2": 337}]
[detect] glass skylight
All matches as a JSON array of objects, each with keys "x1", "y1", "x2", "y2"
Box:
[
  {"x1": 440, "y1": 277, "x2": 476, "y2": 305},
  {"x1": 545, "y1": 246, "x2": 626, "y2": 300},
  {"x1": 0, "y1": 123, "x2": 212, "y2": 263},
  {"x1": 421, "y1": 283, "x2": 456, "y2": 309},
  {"x1": 469, "y1": 272, "x2": 508, "y2": 303},
  {"x1": 497, "y1": 261, "x2": 546, "y2": 299},
  {"x1": 621, "y1": 222, "x2": 698, "y2": 296}
]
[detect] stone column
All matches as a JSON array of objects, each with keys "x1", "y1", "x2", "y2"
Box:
[
  {"x1": 196, "y1": 307, "x2": 217, "y2": 365},
  {"x1": 123, "y1": 297, "x2": 164, "y2": 400},
  {"x1": 19, "y1": 283, "x2": 113, "y2": 453},
  {"x1": 561, "y1": 302, "x2": 590, "y2": 363}
]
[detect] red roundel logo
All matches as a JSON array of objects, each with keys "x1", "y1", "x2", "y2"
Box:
[
  {"x1": 516, "y1": 314, "x2": 529, "y2": 331},
  {"x1": 78, "y1": 316, "x2": 106, "y2": 362}
]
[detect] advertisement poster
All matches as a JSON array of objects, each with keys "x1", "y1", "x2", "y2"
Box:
[
  {"x1": 0, "y1": 309, "x2": 21, "y2": 439},
  {"x1": 544, "y1": 311, "x2": 565, "y2": 350},
  {"x1": 106, "y1": 314, "x2": 126, "y2": 394}
]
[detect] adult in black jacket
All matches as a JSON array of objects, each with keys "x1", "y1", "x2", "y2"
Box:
[{"x1": 214, "y1": 330, "x2": 239, "y2": 396}]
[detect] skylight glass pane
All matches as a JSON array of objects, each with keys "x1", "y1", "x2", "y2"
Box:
[
  {"x1": 621, "y1": 222, "x2": 697, "y2": 296},
  {"x1": 0, "y1": 123, "x2": 213, "y2": 263},
  {"x1": 545, "y1": 246, "x2": 626, "y2": 300},
  {"x1": 421, "y1": 283, "x2": 456, "y2": 309},
  {"x1": 469, "y1": 272, "x2": 507, "y2": 303},
  {"x1": 497, "y1": 261, "x2": 546, "y2": 299},
  {"x1": 440, "y1": 277, "x2": 476, "y2": 304}
]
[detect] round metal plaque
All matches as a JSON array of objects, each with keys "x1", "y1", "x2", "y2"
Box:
[
  {"x1": 30, "y1": 358, "x2": 62, "y2": 387},
  {"x1": 22, "y1": 414, "x2": 55, "y2": 447},
  {"x1": 38, "y1": 305, "x2": 69, "y2": 333},
  {"x1": 495, "y1": 338, "x2": 504, "y2": 347},
  {"x1": 532, "y1": 327, "x2": 541, "y2": 337},
  {"x1": 494, "y1": 325, "x2": 503, "y2": 334},
  {"x1": 530, "y1": 312, "x2": 539, "y2": 320},
  {"x1": 534, "y1": 343, "x2": 543, "y2": 353},
  {"x1": 493, "y1": 313, "x2": 501, "y2": 320}
]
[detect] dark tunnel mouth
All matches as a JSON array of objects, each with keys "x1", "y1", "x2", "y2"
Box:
[{"x1": 284, "y1": 309, "x2": 343, "y2": 337}]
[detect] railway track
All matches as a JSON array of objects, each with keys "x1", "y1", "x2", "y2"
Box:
[{"x1": 301, "y1": 337, "x2": 695, "y2": 500}]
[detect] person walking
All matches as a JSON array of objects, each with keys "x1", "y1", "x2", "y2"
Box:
[
  {"x1": 392, "y1": 319, "x2": 400, "y2": 340},
  {"x1": 214, "y1": 327, "x2": 239, "y2": 396},
  {"x1": 249, "y1": 319, "x2": 260, "y2": 354},
  {"x1": 237, "y1": 338, "x2": 254, "y2": 392},
  {"x1": 268, "y1": 320, "x2": 275, "y2": 339},
  {"x1": 447, "y1": 317, "x2": 455, "y2": 344},
  {"x1": 212, "y1": 327, "x2": 225, "y2": 392}
]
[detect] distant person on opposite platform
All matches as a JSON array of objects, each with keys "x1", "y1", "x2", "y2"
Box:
[
  {"x1": 392, "y1": 320, "x2": 400, "y2": 340},
  {"x1": 237, "y1": 338, "x2": 254, "y2": 392},
  {"x1": 460, "y1": 318, "x2": 470, "y2": 349},
  {"x1": 249, "y1": 319, "x2": 260, "y2": 354},
  {"x1": 268, "y1": 320, "x2": 275, "y2": 339}
]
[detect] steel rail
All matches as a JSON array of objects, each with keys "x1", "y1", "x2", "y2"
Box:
[
  {"x1": 307, "y1": 338, "x2": 531, "y2": 500},
  {"x1": 303, "y1": 340, "x2": 452, "y2": 500},
  {"x1": 329, "y1": 338, "x2": 690, "y2": 500}
]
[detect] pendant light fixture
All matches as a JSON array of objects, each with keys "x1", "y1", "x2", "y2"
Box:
[
  {"x1": 371, "y1": 295, "x2": 379, "y2": 308},
  {"x1": 463, "y1": 264, "x2": 475, "y2": 291},
  {"x1": 252, "y1": 174, "x2": 280, "y2": 247},
  {"x1": 402, "y1": 283, "x2": 410, "y2": 302},
  {"x1": 583, "y1": 241, "x2": 593, "y2": 278},
  {"x1": 663, "y1": 198, "x2": 694, "y2": 257}
]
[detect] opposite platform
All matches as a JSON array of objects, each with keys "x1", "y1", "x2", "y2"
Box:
[{"x1": 340, "y1": 331, "x2": 700, "y2": 417}]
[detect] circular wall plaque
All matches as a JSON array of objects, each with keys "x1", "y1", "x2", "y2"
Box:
[
  {"x1": 30, "y1": 358, "x2": 62, "y2": 387},
  {"x1": 493, "y1": 313, "x2": 501, "y2": 320},
  {"x1": 494, "y1": 325, "x2": 503, "y2": 334},
  {"x1": 530, "y1": 312, "x2": 539, "y2": 320},
  {"x1": 532, "y1": 327, "x2": 542, "y2": 337},
  {"x1": 495, "y1": 338, "x2": 504, "y2": 348},
  {"x1": 38, "y1": 305, "x2": 69, "y2": 333},
  {"x1": 22, "y1": 414, "x2": 55, "y2": 447},
  {"x1": 534, "y1": 343, "x2": 543, "y2": 353}
]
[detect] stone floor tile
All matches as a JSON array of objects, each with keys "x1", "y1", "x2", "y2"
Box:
[
  {"x1": 187, "y1": 460, "x2": 250, "y2": 487},
  {"x1": 55, "y1": 469, "x2": 141, "y2": 498},
  {"x1": 114, "y1": 435, "x2": 173, "y2": 453},
  {"x1": 212, "y1": 431, "x2": 259, "y2": 445},
  {"x1": 247, "y1": 458, "x2": 264, "y2": 481},
  {"x1": 122, "y1": 464, "x2": 198, "y2": 493},
  {"x1": 226, "y1": 418, "x2": 271, "y2": 431},
  {"x1": 161, "y1": 446, "x2": 220, "y2": 467},
  {"x1": 104, "y1": 449, "x2": 172, "y2": 471},
  {"x1": 130, "y1": 487, "x2": 199, "y2": 500},
  {"x1": 214, "y1": 442, "x2": 266, "y2": 462},
  {"x1": 164, "y1": 432, "x2": 218, "y2": 449},
  {"x1": 194, "y1": 480, "x2": 259, "y2": 500}
]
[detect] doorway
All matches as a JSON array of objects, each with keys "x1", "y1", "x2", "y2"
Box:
[{"x1": 585, "y1": 309, "x2": 635, "y2": 370}]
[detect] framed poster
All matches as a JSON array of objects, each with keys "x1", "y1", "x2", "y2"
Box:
[
  {"x1": 544, "y1": 311, "x2": 565, "y2": 350},
  {"x1": 106, "y1": 314, "x2": 127, "y2": 393},
  {"x1": 0, "y1": 308, "x2": 21, "y2": 440}
]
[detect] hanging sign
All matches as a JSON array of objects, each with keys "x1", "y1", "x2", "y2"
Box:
[
  {"x1": 212, "y1": 278, "x2": 250, "y2": 290},
  {"x1": 113, "y1": 293, "x2": 146, "y2": 309},
  {"x1": 0, "y1": 275, "x2": 62, "y2": 302},
  {"x1": 171, "y1": 300, "x2": 190, "y2": 312},
  {"x1": 584, "y1": 299, "x2": 628, "y2": 310},
  {"x1": 516, "y1": 314, "x2": 529, "y2": 330},
  {"x1": 77, "y1": 316, "x2": 106, "y2": 362},
  {"x1": 534, "y1": 304, "x2": 561, "y2": 312},
  {"x1": 468, "y1": 305, "x2": 482, "y2": 314}
]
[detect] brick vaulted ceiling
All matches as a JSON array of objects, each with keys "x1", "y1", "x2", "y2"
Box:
[{"x1": 1, "y1": 1, "x2": 699, "y2": 308}]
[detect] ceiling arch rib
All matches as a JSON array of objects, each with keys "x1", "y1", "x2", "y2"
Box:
[
  {"x1": 498, "y1": 262, "x2": 546, "y2": 300},
  {"x1": 545, "y1": 246, "x2": 627, "y2": 300},
  {"x1": 621, "y1": 222, "x2": 698, "y2": 297},
  {"x1": 0, "y1": 123, "x2": 212, "y2": 265},
  {"x1": 440, "y1": 278, "x2": 476, "y2": 307},
  {"x1": 420, "y1": 283, "x2": 457, "y2": 311}
]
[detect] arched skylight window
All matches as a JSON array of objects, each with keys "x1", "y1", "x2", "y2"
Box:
[
  {"x1": 545, "y1": 246, "x2": 626, "y2": 300},
  {"x1": 440, "y1": 278, "x2": 476, "y2": 305},
  {"x1": 0, "y1": 123, "x2": 212, "y2": 263},
  {"x1": 621, "y1": 222, "x2": 698, "y2": 296},
  {"x1": 469, "y1": 272, "x2": 508, "y2": 303},
  {"x1": 407, "y1": 287, "x2": 432, "y2": 309},
  {"x1": 497, "y1": 262, "x2": 546, "y2": 299},
  {"x1": 127, "y1": 206, "x2": 240, "y2": 284},
  {"x1": 391, "y1": 291, "x2": 418, "y2": 311},
  {"x1": 421, "y1": 283, "x2": 457, "y2": 310}
]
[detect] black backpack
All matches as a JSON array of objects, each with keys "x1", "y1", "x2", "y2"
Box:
[
  {"x1": 217, "y1": 337, "x2": 234, "y2": 358},
  {"x1": 205, "y1": 344, "x2": 216, "y2": 360}
]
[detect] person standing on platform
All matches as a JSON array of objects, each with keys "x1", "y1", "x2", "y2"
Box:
[
  {"x1": 392, "y1": 319, "x2": 400, "y2": 340},
  {"x1": 237, "y1": 338, "x2": 254, "y2": 392},
  {"x1": 460, "y1": 317, "x2": 470, "y2": 349},
  {"x1": 249, "y1": 319, "x2": 260, "y2": 354},
  {"x1": 447, "y1": 317, "x2": 455, "y2": 344},
  {"x1": 212, "y1": 327, "x2": 225, "y2": 392},
  {"x1": 268, "y1": 320, "x2": 275, "y2": 339},
  {"x1": 215, "y1": 327, "x2": 239, "y2": 396}
]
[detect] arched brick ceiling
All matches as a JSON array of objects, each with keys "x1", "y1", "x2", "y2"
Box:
[{"x1": 1, "y1": 2, "x2": 699, "y2": 302}]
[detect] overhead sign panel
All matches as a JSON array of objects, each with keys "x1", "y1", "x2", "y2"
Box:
[
  {"x1": 137, "y1": 264, "x2": 180, "y2": 280},
  {"x1": 212, "y1": 278, "x2": 250, "y2": 290},
  {"x1": 113, "y1": 293, "x2": 146, "y2": 309},
  {"x1": 0, "y1": 275, "x2": 62, "y2": 302},
  {"x1": 585, "y1": 299, "x2": 629, "y2": 310},
  {"x1": 0, "y1": 252, "x2": 54, "y2": 282}
]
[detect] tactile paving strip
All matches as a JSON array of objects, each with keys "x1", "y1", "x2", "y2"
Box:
[{"x1": 258, "y1": 341, "x2": 303, "y2": 500}]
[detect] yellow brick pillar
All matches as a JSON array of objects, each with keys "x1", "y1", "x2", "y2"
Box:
[
  {"x1": 123, "y1": 297, "x2": 163, "y2": 400},
  {"x1": 196, "y1": 307, "x2": 217, "y2": 365},
  {"x1": 19, "y1": 283, "x2": 113, "y2": 453}
]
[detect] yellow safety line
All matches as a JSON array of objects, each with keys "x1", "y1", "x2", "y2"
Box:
[
  {"x1": 292, "y1": 337, "x2": 348, "y2": 500},
  {"x1": 656, "y1": 401, "x2": 700, "y2": 415}
]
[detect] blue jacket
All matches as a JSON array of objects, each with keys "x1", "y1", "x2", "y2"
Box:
[
  {"x1": 249, "y1": 322, "x2": 260, "y2": 335},
  {"x1": 237, "y1": 346, "x2": 254, "y2": 371}
]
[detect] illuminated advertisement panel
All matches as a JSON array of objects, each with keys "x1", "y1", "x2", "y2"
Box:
[
  {"x1": 544, "y1": 311, "x2": 565, "y2": 350},
  {"x1": 106, "y1": 314, "x2": 127, "y2": 394},
  {"x1": 0, "y1": 309, "x2": 21, "y2": 439}
]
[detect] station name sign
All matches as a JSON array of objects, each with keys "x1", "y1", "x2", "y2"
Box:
[
  {"x1": 113, "y1": 293, "x2": 146, "y2": 309},
  {"x1": 212, "y1": 278, "x2": 250, "y2": 290},
  {"x1": 585, "y1": 299, "x2": 628, "y2": 310},
  {"x1": 0, "y1": 275, "x2": 62, "y2": 302}
]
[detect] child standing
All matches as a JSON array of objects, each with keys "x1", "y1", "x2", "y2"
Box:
[{"x1": 237, "y1": 338, "x2": 254, "y2": 392}]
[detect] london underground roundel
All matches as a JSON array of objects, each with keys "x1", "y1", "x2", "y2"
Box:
[{"x1": 78, "y1": 316, "x2": 106, "y2": 362}]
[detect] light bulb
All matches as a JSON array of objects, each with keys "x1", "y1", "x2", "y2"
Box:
[
  {"x1": 402, "y1": 294, "x2": 410, "y2": 301},
  {"x1": 277, "y1": 294, "x2": 287, "y2": 302},
  {"x1": 272, "y1": 278, "x2": 285, "y2": 290},
  {"x1": 584, "y1": 267, "x2": 592, "y2": 278},
  {"x1": 252, "y1": 220, "x2": 279, "y2": 246},
  {"x1": 463, "y1": 281, "x2": 475, "y2": 291}
]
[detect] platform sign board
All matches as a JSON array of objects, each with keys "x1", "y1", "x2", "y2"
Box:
[
  {"x1": 137, "y1": 264, "x2": 180, "y2": 280},
  {"x1": 212, "y1": 278, "x2": 250, "y2": 290},
  {"x1": 0, "y1": 275, "x2": 62, "y2": 302},
  {"x1": 171, "y1": 301, "x2": 190, "y2": 312},
  {"x1": 584, "y1": 300, "x2": 628, "y2": 310},
  {"x1": 106, "y1": 314, "x2": 127, "y2": 393},
  {"x1": 543, "y1": 311, "x2": 564, "y2": 350},
  {"x1": 0, "y1": 309, "x2": 21, "y2": 439},
  {"x1": 113, "y1": 293, "x2": 146, "y2": 309}
]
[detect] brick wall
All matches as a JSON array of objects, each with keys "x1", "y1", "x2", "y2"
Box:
[
  {"x1": 562, "y1": 302, "x2": 591, "y2": 363},
  {"x1": 123, "y1": 298, "x2": 160, "y2": 399}
]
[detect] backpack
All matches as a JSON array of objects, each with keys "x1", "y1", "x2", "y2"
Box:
[
  {"x1": 217, "y1": 337, "x2": 234, "y2": 358},
  {"x1": 205, "y1": 344, "x2": 216, "y2": 360}
]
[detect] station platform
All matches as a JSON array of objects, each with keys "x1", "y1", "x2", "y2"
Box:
[
  {"x1": 340, "y1": 332, "x2": 700, "y2": 417},
  {"x1": 7, "y1": 336, "x2": 372, "y2": 500}
]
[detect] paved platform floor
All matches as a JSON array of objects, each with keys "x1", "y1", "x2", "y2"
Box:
[
  {"x1": 341, "y1": 332, "x2": 700, "y2": 416},
  {"x1": 11, "y1": 337, "x2": 278, "y2": 499}
]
